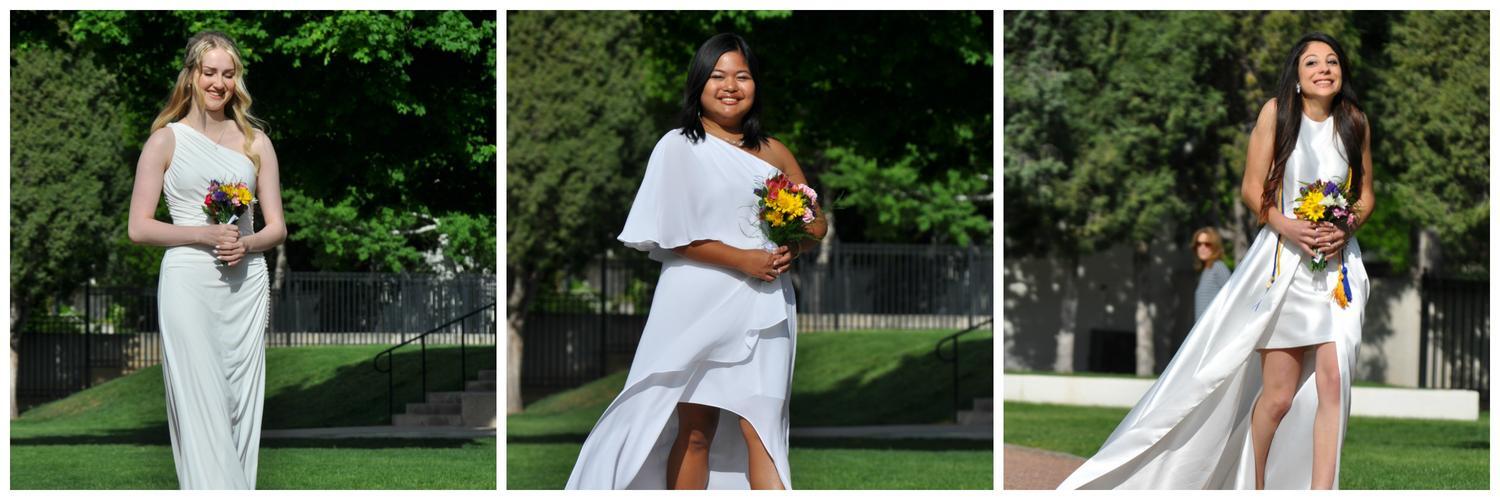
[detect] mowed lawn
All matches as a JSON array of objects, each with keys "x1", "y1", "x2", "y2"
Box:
[
  {"x1": 1004, "y1": 401, "x2": 1489, "y2": 489},
  {"x1": 11, "y1": 345, "x2": 497, "y2": 490},
  {"x1": 508, "y1": 329, "x2": 995, "y2": 489}
]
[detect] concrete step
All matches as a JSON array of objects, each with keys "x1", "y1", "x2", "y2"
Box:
[
  {"x1": 405, "y1": 402, "x2": 461, "y2": 415},
  {"x1": 427, "y1": 391, "x2": 465, "y2": 405},
  {"x1": 974, "y1": 397, "x2": 993, "y2": 412},
  {"x1": 465, "y1": 379, "x2": 496, "y2": 392},
  {"x1": 462, "y1": 391, "x2": 497, "y2": 428},
  {"x1": 478, "y1": 369, "x2": 496, "y2": 381},
  {"x1": 392, "y1": 413, "x2": 465, "y2": 427},
  {"x1": 957, "y1": 409, "x2": 993, "y2": 426}
]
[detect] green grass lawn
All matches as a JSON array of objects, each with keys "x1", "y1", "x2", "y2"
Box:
[
  {"x1": 12, "y1": 345, "x2": 497, "y2": 490},
  {"x1": 509, "y1": 329, "x2": 994, "y2": 489},
  {"x1": 1004, "y1": 401, "x2": 1489, "y2": 489}
]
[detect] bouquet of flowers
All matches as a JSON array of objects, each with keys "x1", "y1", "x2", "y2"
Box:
[
  {"x1": 1291, "y1": 178, "x2": 1355, "y2": 308},
  {"x1": 754, "y1": 174, "x2": 818, "y2": 248},
  {"x1": 202, "y1": 180, "x2": 254, "y2": 266}
]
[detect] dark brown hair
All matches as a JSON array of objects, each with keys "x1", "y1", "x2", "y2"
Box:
[{"x1": 1259, "y1": 32, "x2": 1367, "y2": 223}]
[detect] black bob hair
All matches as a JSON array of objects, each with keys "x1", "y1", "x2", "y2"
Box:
[{"x1": 677, "y1": 33, "x2": 769, "y2": 151}]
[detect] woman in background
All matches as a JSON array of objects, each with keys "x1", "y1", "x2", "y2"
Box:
[{"x1": 1192, "y1": 227, "x2": 1231, "y2": 321}]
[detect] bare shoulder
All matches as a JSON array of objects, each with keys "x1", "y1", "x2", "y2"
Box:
[
  {"x1": 1257, "y1": 98, "x2": 1278, "y2": 125},
  {"x1": 143, "y1": 125, "x2": 176, "y2": 153},
  {"x1": 763, "y1": 137, "x2": 802, "y2": 173},
  {"x1": 250, "y1": 128, "x2": 275, "y2": 151}
]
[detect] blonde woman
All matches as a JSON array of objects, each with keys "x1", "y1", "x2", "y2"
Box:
[{"x1": 127, "y1": 31, "x2": 285, "y2": 489}]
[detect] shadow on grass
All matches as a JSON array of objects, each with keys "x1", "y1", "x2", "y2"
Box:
[
  {"x1": 263, "y1": 345, "x2": 496, "y2": 429},
  {"x1": 791, "y1": 437, "x2": 991, "y2": 451},
  {"x1": 790, "y1": 333, "x2": 994, "y2": 427},
  {"x1": 15, "y1": 346, "x2": 497, "y2": 445}
]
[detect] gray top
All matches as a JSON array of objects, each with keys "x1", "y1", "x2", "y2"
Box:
[{"x1": 1194, "y1": 260, "x2": 1231, "y2": 320}]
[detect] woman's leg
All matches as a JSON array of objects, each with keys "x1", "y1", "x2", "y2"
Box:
[
  {"x1": 739, "y1": 417, "x2": 786, "y2": 490},
  {"x1": 1310, "y1": 342, "x2": 1342, "y2": 489},
  {"x1": 1251, "y1": 348, "x2": 1303, "y2": 490},
  {"x1": 667, "y1": 403, "x2": 719, "y2": 489}
]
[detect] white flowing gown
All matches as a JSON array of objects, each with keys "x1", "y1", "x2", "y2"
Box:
[
  {"x1": 1058, "y1": 113, "x2": 1369, "y2": 489},
  {"x1": 566, "y1": 129, "x2": 797, "y2": 490},
  {"x1": 157, "y1": 122, "x2": 270, "y2": 490}
]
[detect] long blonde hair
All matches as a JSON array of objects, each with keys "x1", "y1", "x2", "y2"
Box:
[{"x1": 150, "y1": 30, "x2": 266, "y2": 173}]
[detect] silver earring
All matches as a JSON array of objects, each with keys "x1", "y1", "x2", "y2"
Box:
[{"x1": 1296, "y1": 83, "x2": 1301, "y2": 94}]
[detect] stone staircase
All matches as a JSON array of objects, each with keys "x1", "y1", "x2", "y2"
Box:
[
  {"x1": 957, "y1": 397, "x2": 993, "y2": 426},
  {"x1": 392, "y1": 369, "x2": 497, "y2": 428}
]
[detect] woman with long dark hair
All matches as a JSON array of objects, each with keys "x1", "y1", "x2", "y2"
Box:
[
  {"x1": 1059, "y1": 32, "x2": 1373, "y2": 490},
  {"x1": 567, "y1": 33, "x2": 826, "y2": 490},
  {"x1": 128, "y1": 30, "x2": 285, "y2": 489}
]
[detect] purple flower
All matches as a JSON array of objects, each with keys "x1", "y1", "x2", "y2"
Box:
[{"x1": 1323, "y1": 182, "x2": 1337, "y2": 196}]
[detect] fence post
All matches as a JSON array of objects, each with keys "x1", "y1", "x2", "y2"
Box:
[
  {"x1": 599, "y1": 253, "x2": 609, "y2": 378},
  {"x1": 84, "y1": 282, "x2": 93, "y2": 389}
]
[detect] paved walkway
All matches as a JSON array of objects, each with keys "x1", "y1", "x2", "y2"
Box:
[
  {"x1": 790, "y1": 424, "x2": 991, "y2": 440},
  {"x1": 1003, "y1": 444, "x2": 1084, "y2": 489},
  {"x1": 262, "y1": 426, "x2": 495, "y2": 439}
]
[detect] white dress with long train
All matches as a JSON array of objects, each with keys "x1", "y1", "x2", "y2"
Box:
[
  {"x1": 157, "y1": 122, "x2": 270, "y2": 490},
  {"x1": 1058, "y1": 113, "x2": 1369, "y2": 489},
  {"x1": 566, "y1": 129, "x2": 796, "y2": 490}
]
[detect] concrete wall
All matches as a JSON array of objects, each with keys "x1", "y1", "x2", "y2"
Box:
[{"x1": 1004, "y1": 242, "x2": 1423, "y2": 387}]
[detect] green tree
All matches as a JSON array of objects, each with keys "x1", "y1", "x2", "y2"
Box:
[
  {"x1": 10, "y1": 11, "x2": 497, "y2": 279},
  {"x1": 1376, "y1": 11, "x2": 1490, "y2": 274},
  {"x1": 506, "y1": 11, "x2": 655, "y2": 412},
  {"x1": 636, "y1": 11, "x2": 994, "y2": 246},
  {"x1": 9, "y1": 45, "x2": 133, "y2": 417}
]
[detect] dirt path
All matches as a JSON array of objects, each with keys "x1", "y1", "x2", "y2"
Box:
[{"x1": 1003, "y1": 444, "x2": 1085, "y2": 490}]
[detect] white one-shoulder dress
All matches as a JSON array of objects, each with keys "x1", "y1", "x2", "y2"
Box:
[
  {"x1": 566, "y1": 129, "x2": 797, "y2": 489},
  {"x1": 1059, "y1": 113, "x2": 1369, "y2": 489},
  {"x1": 157, "y1": 122, "x2": 270, "y2": 489}
]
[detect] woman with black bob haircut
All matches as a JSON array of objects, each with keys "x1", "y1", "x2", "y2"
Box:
[
  {"x1": 567, "y1": 32, "x2": 826, "y2": 490},
  {"x1": 1060, "y1": 32, "x2": 1374, "y2": 490}
]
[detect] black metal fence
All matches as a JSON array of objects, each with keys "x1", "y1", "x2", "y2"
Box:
[
  {"x1": 15, "y1": 272, "x2": 496, "y2": 409},
  {"x1": 1418, "y1": 274, "x2": 1490, "y2": 410},
  {"x1": 521, "y1": 242, "x2": 994, "y2": 390}
]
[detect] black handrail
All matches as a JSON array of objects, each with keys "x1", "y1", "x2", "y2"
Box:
[
  {"x1": 934, "y1": 318, "x2": 994, "y2": 423},
  {"x1": 372, "y1": 302, "x2": 497, "y2": 423}
]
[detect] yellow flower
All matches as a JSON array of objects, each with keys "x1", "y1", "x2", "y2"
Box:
[
  {"x1": 1295, "y1": 190, "x2": 1325, "y2": 222},
  {"x1": 769, "y1": 190, "x2": 806, "y2": 217},
  {"x1": 764, "y1": 209, "x2": 785, "y2": 227}
]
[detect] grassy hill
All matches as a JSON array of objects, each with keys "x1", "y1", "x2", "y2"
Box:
[{"x1": 15, "y1": 344, "x2": 495, "y2": 439}]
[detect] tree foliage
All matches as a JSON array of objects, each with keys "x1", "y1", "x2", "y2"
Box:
[
  {"x1": 1005, "y1": 11, "x2": 1489, "y2": 273},
  {"x1": 10, "y1": 45, "x2": 133, "y2": 320},
  {"x1": 10, "y1": 10, "x2": 497, "y2": 278},
  {"x1": 637, "y1": 11, "x2": 994, "y2": 246}
]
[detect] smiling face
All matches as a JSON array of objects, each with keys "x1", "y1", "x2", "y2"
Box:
[
  {"x1": 698, "y1": 50, "x2": 755, "y2": 127},
  {"x1": 194, "y1": 47, "x2": 238, "y2": 113},
  {"x1": 1297, "y1": 41, "x2": 1342, "y2": 99}
]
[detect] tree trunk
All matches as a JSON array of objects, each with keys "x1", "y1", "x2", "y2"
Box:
[
  {"x1": 1055, "y1": 255, "x2": 1078, "y2": 373},
  {"x1": 1133, "y1": 240, "x2": 1156, "y2": 377},
  {"x1": 1230, "y1": 192, "x2": 1252, "y2": 261},
  {"x1": 11, "y1": 301, "x2": 25, "y2": 420},
  {"x1": 506, "y1": 274, "x2": 529, "y2": 415},
  {"x1": 272, "y1": 241, "x2": 289, "y2": 291}
]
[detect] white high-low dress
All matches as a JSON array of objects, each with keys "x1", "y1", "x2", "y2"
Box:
[
  {"x1": 157, "y1": 122, "x2": 270, "y2": 490},
  {"x1": 1059, "y1": 113, "x2": 1369, "y2": 489},
  {"x1": 566, "y1": 129, "x2": 797, "y2": 489}
]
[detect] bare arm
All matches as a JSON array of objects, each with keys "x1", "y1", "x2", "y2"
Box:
[
  {"x1": 239, "y1": 129, "x2": 287, "y2": 253},
  {"x1": 766, "y1": 139, "x2": 827, "y2": 244},
  {"x1": 127, "y1": 127, "x2": 236, "y2": 249},
  {"x1": 1241, "y1": 99, "x2": 1319, "y2": 256},
  {"x1": 672, "y1": 240, "x2": 783, "y2": 282},
  {"x1": 1314, "y1": 115, "x2": 1375, "y2": 257}
]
